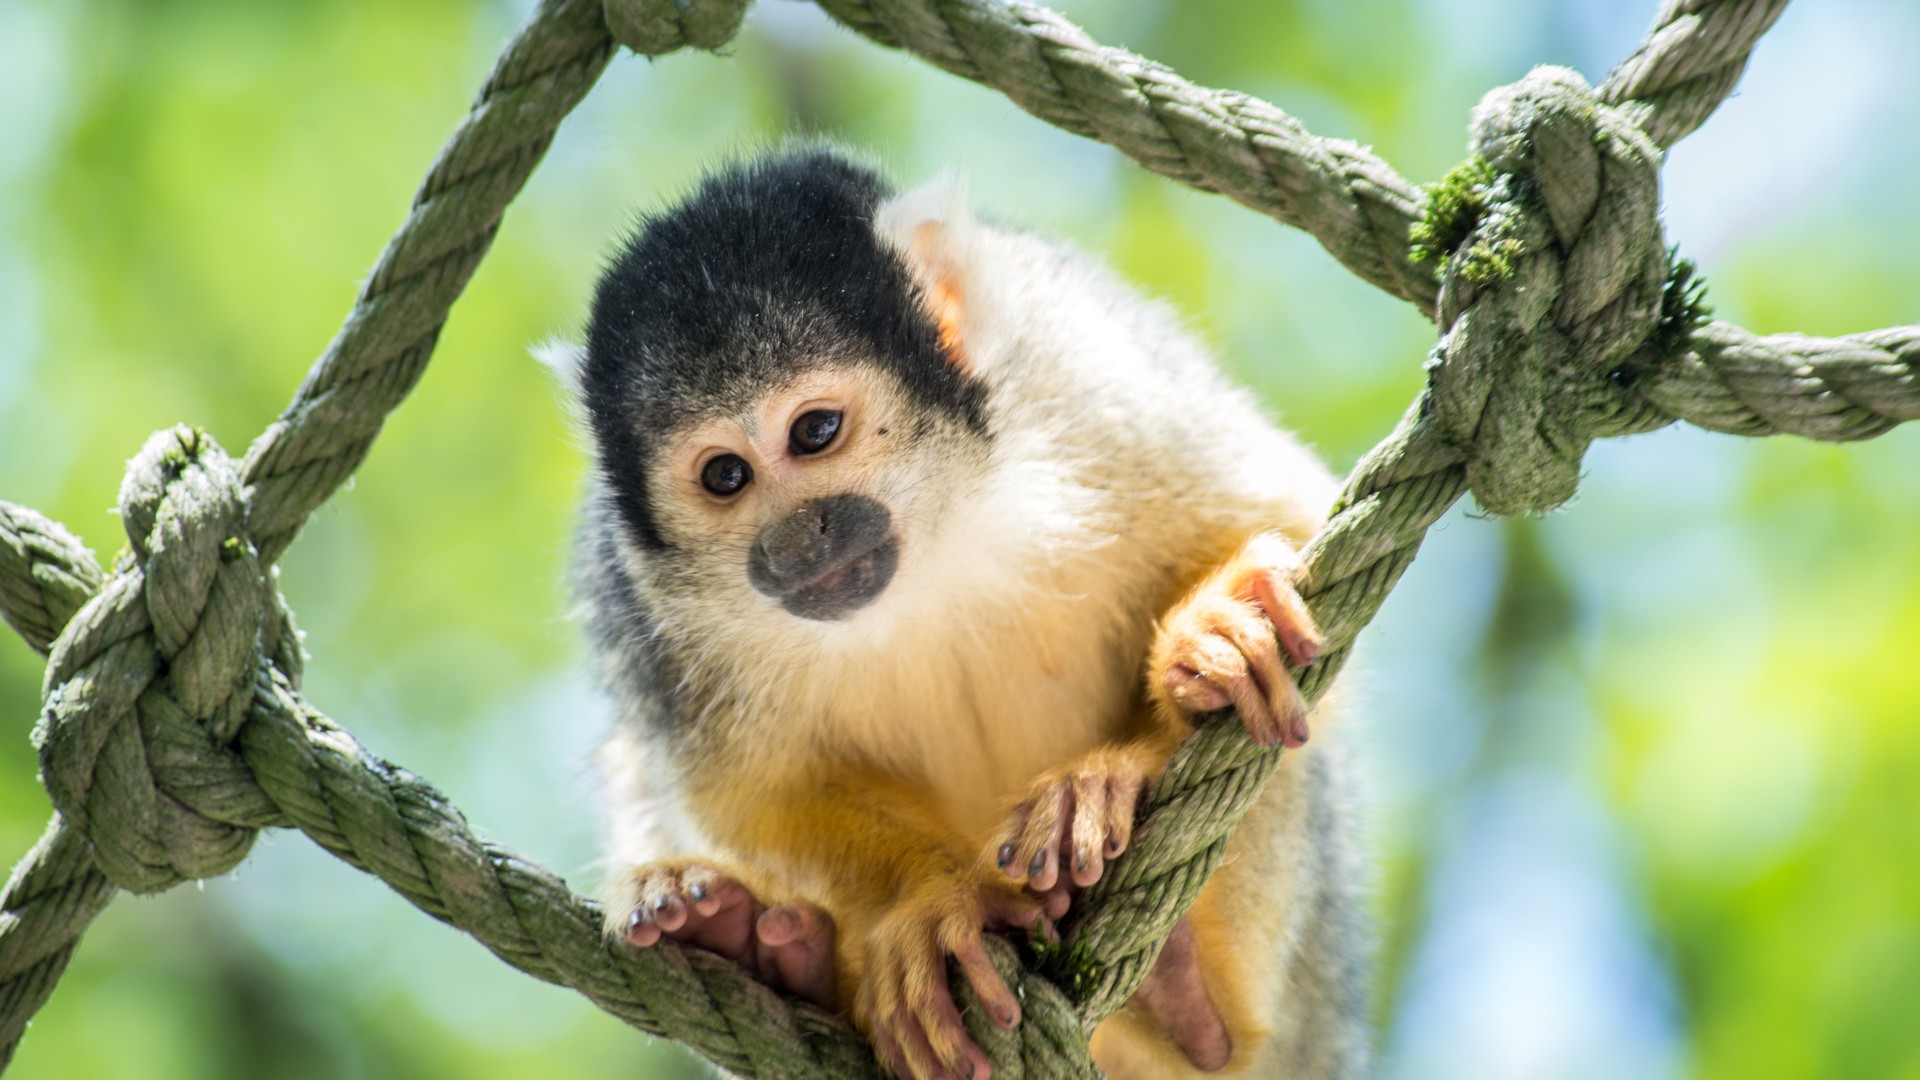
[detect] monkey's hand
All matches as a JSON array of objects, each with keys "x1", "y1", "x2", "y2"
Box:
[
  {"x1": 987, "y1": 743, "x2": 1160, "y2": 918},
  {"x1": 612, "y1": 859, "x2": 839, "y2": 1009},
  {"x1": 1149, "y1": 531, "x2": 1323, "y2": 749},
  {"x1": 858, "y1": 871, "x2": 1042, "y2": 1080}
]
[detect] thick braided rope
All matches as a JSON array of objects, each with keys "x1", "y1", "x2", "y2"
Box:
[
  {"x1": 1637, "y1": 322, "x2": 1920, "y2": 438},
  {"x1": 0, "y1": 510, "x2": 112, "y2": 1069},
  {"x1": 1599, "y1": 0, "x2": 1792, "y2": 149},
  {"x1": 240, "y1": 0, "x2": 618, "y2": 565},
  {"x1": 813, "y1": 0, "x2": 1793, "y2": 326},
  {"x1": 0, "y1": 820, "x2": 114, "y2": 1070},
  {"x1": 811, "y1": 0, "x2": 1439, "y2": 314},
  {"x1": 0, "y1": 508, "x2": 104, "y2": 659}
]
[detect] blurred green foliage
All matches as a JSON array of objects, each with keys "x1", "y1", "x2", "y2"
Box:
[{"x1": 1, "y1": 1, "x2": 1917, "y2": 1077}]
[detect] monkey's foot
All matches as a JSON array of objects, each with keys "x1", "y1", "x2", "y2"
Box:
[
  {"x1": 1150, "y1": 532, "x2": 1322, "y2": 749},
  {"x1": 1132, "y1": 918, "x2": 1232, "y2": 1072},
  {"x1": 989, "y1": 744, "x2": 1157, "y2": 913},
  {"x1": 859, "y1": 873, "x2": 1042, "y2": 1080},
  {"x1": 614, "y1": 861, "x2": 838, "y2": 1009}
]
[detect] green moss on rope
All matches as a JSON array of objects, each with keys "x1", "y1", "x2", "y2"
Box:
[
  {"x1": 1026, "y1": 925, "x2": 1098, "y2": 1001},
  {"x1": 1410, "y1": 157, "x2": 1491, "y2": 266},
  {"x1": 1410, "y1": 157, "x2": 1521, "y2": 287},
  {"x1": 1654, "y1": 250, "x2": 1711, "y2": 358}
]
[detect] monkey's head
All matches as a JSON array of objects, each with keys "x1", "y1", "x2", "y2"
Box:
[{"x1": 557, "y1": 148, "x2": 1028, "y2": 660}]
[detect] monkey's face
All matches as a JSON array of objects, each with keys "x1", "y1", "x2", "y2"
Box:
[{"x1": 643, "y1": 364, "x2": 982, "y2": 627}]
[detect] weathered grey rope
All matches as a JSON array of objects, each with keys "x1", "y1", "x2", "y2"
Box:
[
  {"x1": 241, "y1": 0, "x2": 618, "y2": 565},
  {"x1": 2, "y1": 0, "x2": 1917, "y2": 1075},
  {"x1": 1638, "y1": 322, "x2": 1920, "y2": 438},
  {"x1": 0, "y1": 508, "x2": 110, "y2": 1069},
  {"x1": 811, "y1": 0, "x2": 1440, "y2": 314},
  {"x1": 0, "y1": 507, "x2": 103, "y2": 659},
  {"x1": 1599, "y1": 0, "x2": 1792, "y2": 149}
]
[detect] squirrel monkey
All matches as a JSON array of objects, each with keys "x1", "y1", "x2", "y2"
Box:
[{"x1": 551, "y1": 147, "x2": 1369, "y2": 1079}]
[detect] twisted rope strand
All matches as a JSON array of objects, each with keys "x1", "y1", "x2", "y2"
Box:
[
  {"x1": 813, "y1": 0, "x2": 1440, "y2": 314},
  {"x1": 1638, "y1": 321, "x2": 1920, "y2": 439},
  {"x1": 0, "y1": 506, "x2": 104, "y2": 659},
  {"x1": 241, "y1": 0, "x2": 618, "y2": 565},
  {"x1": 1599, "y1": 0, "x2": 1792, "y2": 148}
]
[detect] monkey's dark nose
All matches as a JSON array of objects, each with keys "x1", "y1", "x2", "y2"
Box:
[{"x1": 748, "y1": 494, "x2": 897, "y2": 620}]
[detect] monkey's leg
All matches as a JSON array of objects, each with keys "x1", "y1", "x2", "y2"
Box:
[
  {"x1": 615, "y1": 859, "x2": 839, "y2": 1009},
  {"x1": 689, "y1": 766, "x2": 1044, "y2": 1080},
  {"x1": 1091, "y1": 743, "x2": 1363, "y2": 1080}
]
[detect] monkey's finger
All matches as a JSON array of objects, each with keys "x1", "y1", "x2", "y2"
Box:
[
  {"x1": 1277, "y1": 682, "x2": 1311, "y2": 749},
  {"x1": 951, "y1": 933, "x2": 1021, "y2": 1030},
  {"x1": 1164, "y1": 664, "x2": 1232, "y2": 714},
  {"x1": 981, "y1": 885, "x2": 1045, "y2": 935},
  {"x1": 910, "y1": 979, "x2": 981, "y2": 1080},
  {"x1": 629, "y1": 865, "x2": 700, "y2": 934},
  {"x1": 1017, "y1": 785, "x2": 1068, "y2": 892},
  {"x1": 1249, "y1": 568, "x2": 1322, "y2": 668},
  {"x1": 677, "y1": 875, "x2": 758, "y2": 961},
  {"x1": 1037, "y1": 882, "x2": 1072, "y2": 922},
  {"x1": 872, "y1": 1023, "x2": 912, "y2": 1080},
  {"x1": 678, "y1": 865, "x2": 739, "y2": 918},
  {"x1": 1213, "y1": 605, "x2": 1288, "y2": 708},
  {"x1": 992, "y1": 802, "x2": 1032, "y2": 876},
  {"x1": 1104, "y1": 770, "x2": 1141, "y2": 859},
  {"x1": 888, "y1": 1001, "x2": 952, "y2": 1080},
  {"x1": 624, "y1": 905, "x2": 663, "y2": 947},
  {"x1": 757, "y1": 903, "x2": 840, "y2": 1009},
  {"x1": 1069, "y1": 772, "x2": 1109, "y2": 888},
  {"x1": 1224, "y1": 612, "x2": 1309, "y2": 747},
  {"x1": 651, "y1": 891, "x2": 690, "y2": 934},
  {"x1": 1221, "y1": 668, "x2": 1282, "y2": 747}
]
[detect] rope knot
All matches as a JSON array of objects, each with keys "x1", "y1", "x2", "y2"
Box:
[
  {"x1": 1418, "y1": 66, "x2": 1669, "y2": 514},
  {"x1": 603, "y1": 0, "x2": 751, "y2": 56},
  {"x1": 35, "y1": 426, "x2": 266, "y2": 892}
]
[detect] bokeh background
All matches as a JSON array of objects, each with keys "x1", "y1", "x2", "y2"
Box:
[{"x1": 3, "y1": 0, "x2": 1918, "y2": 1077}]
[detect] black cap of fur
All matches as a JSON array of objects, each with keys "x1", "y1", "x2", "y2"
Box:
[{"x1": 583, "y1": 147, "x2": 989, "y2": 549}]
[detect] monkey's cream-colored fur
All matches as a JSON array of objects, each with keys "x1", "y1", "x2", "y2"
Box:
[{"x1": 577, "y1": 174, "x2": 1369, "y2": 1078}]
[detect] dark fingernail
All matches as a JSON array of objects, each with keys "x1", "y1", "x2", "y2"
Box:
[
  {"x1": 996, "y1": 844, "x2": 1015, "y2": 869},
  {"x1": 966, "y1": 1063, "x2": 977, "y2": 1079},
  {"x1": 627, "y1": 908, "x2": 644, "y2": 930},
  {"x1": 1028, "y1": 851, "x2": 1047, "y2": 878},
  {"x1": 653, "y1": 894, "x2": 670, "y2": 912},
  {"x1": 1074, "y1": 853, "x2": 1089, "y2": 873},
  {"x1": 1106, "y1": 838, "x2": 1121, "y2": 856},
  {"x1": 688, "y1": 881, "x2": 708, "y2": 902}
]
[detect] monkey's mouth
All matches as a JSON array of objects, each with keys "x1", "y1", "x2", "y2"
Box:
[{"x1": 777, "y1": 534, "x2": 899, "y2": 621}]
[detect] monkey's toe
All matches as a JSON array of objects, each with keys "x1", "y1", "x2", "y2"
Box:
[
  {"x1": 617, "y1": 861, "x2": 841, "y2": 1009},
  {"x1": 754, "y1": 903, "x2": 840, "y2": 1009},
  {"x1": 860, "y1": 878, "x2": 1038, "y2": 1080}
]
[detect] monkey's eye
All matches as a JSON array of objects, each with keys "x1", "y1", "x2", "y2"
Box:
[
  {"x1": 789, "y1": 410, "x2": 842, "y2": 455},
  {"x1": 700, "y1": 454, "x2": 752, "y2": 497}
]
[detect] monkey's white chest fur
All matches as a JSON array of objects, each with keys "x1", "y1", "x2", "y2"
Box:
[{"x1": 718, "y1": 440, "x2": 1158, "y2": 843}]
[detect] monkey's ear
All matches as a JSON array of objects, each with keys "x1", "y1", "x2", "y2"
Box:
[
  {"x1": 532, "y1": 336, "x2": 589, "y2": 394},
  {"x1": 876, "y1": 173, "x2": 985, "y2": 373}
]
